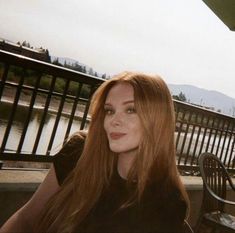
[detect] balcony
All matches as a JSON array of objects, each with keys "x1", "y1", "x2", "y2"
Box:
[{"x1": 0, "y1": 50, "x2": 235, "y2": 229}]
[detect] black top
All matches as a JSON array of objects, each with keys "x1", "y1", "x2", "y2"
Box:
[
  {"x1": 53, "y1": 134, "x2": 85, "y2": 185},
  {"x1": 53, "y1": 135, "x2": 187, "y2": 233}
]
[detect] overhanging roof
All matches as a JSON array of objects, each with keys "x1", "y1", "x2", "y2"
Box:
[{"x1": 202, "y1": 0, "x2": 235, "y2": 31}]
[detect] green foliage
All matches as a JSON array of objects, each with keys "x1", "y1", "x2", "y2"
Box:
[
  {"x1": 102, "y1": 73, "x2": 106, "y2": 79},
  {"x1": 1, "y1": 52, "x2": 99, "y2": 100},
  {"x1": 5, "y1": 66, "x2": 42, "y2": 86},
  {"x1": 16, "y1": 40, "x2": 48, "y2": 51},
  {"x1": 22, "y1": 40, "x2": 31, "y2": 48},
  {"x1": 5, "y1": 66, "x2": 23, "y2": 83},
  {"x1": 67, "y1": 81, "x2": 80, "y2": 95},
  {"x1": 39, "y1": 75, "x2": 52, "y2": 89},
  {"x1": 2, "y1": 64, "x2": 90, "y2": 99},
  {"x1": 23, "y1": 70, "x2": 41, "y2": 87},
  {"x1": 54, "y1": 78, "x2": 66, "y2": 93},
  {"x1": 80, "y1": 85, "x2": 90, "y2": 99},
  {"x1": 10, "y1": 66, "x2": 23, "y2": 77},
  {"x1": 64, "y1": 62, "x2": 84, "y2": 73},
  {"x1": 172, "y1": 91, "x2": 187, "y2": 102},
  {"x1": 52, "y1": 58, "x2": 63, "y2": 66}
]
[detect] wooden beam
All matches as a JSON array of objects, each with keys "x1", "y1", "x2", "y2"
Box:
[{"x1": 202, "y1": 0, "x2": 235, "y2": 31}]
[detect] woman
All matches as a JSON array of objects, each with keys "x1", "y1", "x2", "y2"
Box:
[{"x1": 1, "y1": 72, "x2": 189, "y2": 233}]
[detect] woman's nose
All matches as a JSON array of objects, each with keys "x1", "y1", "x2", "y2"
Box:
[{"x1": 111, "y1": 112, "x2": 123, "y2": 126}]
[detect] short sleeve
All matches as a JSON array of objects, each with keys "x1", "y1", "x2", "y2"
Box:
[{"x1": 53, "y1": 132, "x2": 86, "y2": 185}]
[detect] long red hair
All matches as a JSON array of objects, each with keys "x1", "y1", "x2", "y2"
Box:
[{"x1": 36, "y1": 72, "x2": 189, "y2": 233}]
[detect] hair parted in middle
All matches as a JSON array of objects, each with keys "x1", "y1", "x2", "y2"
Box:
[{"x1": 36, "y1": 71, "x2": 189, "y2": 233}]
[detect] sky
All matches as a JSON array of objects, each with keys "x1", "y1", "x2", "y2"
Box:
[{"x1": 0, "y1": 0, "x2": 235, "y2": 98}]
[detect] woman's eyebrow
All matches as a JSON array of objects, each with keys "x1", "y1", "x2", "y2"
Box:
[
  {"x1": 104, "y1": 100, "x2": 134, "y2": 106},
  {"x1": 123, "y1": 100, "x2": 134, "y2": 105}
]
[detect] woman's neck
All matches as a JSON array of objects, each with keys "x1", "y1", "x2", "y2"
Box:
[{"x1": 117, "y1": 150, "x2": 137, "y2": 179}]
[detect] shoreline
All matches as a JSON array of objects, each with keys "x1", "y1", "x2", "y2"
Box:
[{"x1": 0, "y1": 96, "x2": 90, "y2": 121}]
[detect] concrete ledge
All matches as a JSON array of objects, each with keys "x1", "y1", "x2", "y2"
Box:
[
  {"x1": 181, "y1": 176, "x2": 203, "y2": 190},
  {"x1": 0, "y1": 169, "x2": 204, "y2": 194},
  {"x1": 0, "y1": 169, "x2": 234, "y2": 228},
  {"x1": 0, "y1": 169, "x2": 47, "y2": 192},
  {"x1": 0, "y1": 169, "x2": 47, "y2": 183},
  {"x1": 0, "y1": 169, "x2": 203, "y2": 187}
]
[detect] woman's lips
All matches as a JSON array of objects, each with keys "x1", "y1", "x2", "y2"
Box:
[{"x1": 110, "y1": 132, "x2": 126, "y2": 140}]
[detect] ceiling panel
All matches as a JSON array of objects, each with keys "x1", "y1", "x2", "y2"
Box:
[{"x1": 202, "y1": 0, "x2": 235, "y2": 31}]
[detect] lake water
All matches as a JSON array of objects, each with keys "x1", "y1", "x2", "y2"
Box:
[
  {"x1": 0, "y1": 101, "x2": 83, "y2": 155},
  {"x1": 1, "y1": 101, "x2": 234, "y2": 166}
]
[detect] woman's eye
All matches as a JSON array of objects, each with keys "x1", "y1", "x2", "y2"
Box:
[
  {"x1": 104, "y1": 109, "x2": 114, "y2": 115},
  {"x1": 126, "y1": 107, "x2": 136, "y2": 114}
]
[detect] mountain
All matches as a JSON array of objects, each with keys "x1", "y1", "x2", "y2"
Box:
[
  {"x1": 47, "y1": 54, "x2": 235, "y2": 117},
  {"x1": 168, "y1": 84, "x2": 235, "y2": 116}
]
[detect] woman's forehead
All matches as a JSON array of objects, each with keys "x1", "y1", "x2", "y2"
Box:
[{"x1": 105, "y1": 83, "x2": 134, "y2": 102}]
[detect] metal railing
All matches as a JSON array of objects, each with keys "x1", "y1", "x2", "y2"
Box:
[
  {"x1": 175, "y1": 101, "x2": 235, "y2": 174},
  {"x1": 0, "y1": 50, "x2": 103, "y2": 162},
  {"x1": 0, "y1": 50, "x2": 235, "y2": 173}
]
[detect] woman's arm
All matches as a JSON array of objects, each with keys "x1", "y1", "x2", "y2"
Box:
[{"x1": 0, "y1": 165, "x2": 60, "y2": 233}]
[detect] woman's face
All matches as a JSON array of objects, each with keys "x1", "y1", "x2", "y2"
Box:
[{"x1": 104, "y1": 83, "x2": 142, "y2": 155}]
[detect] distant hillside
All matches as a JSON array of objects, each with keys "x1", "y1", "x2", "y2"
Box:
[
  {"x1": 168, "y1": 84, "x2": 235, "y2": 116},
  {"x1": 50, "y1": 56, "x2": 108, "y2": 79}
]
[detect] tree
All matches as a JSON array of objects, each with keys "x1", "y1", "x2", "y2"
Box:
[
  {"x1": 82, "y1": 66, "x2": 87, "y2": 74},
  {"x1": 88, "y1": 68, "x2": 94, "y2": 76},
  {"x1": 52, "y1": 57, "x2": 62, "y2": 66},
  {"x1": 101, "y1": 73, "x2": 106, "y2": 79},
  {"x1": 232, "y1": 106, "x2": 235, "y2": 117},
  {"x1": 22, "y1": 40, "x2": 31, "y2": 48},
  {"x1": 172, "y1": 92, "x2": 187, "y2": 102}
]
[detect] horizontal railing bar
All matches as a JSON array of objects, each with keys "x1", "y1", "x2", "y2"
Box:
[
  {"x1": 0, "y1": 167, "x2": 49, "y2": 172},
  {"x1": 1, "y1": 81, "x2": 90, "y2": 103},
  {"x1": 0, "y1": 153, "x2": 54, "y2": 162},
  {"x1": 175, "y1": 121, "x2": 234, "y2": 133},
  {"x1": 174, "y1": 100, "x2": 235, "y2": 120}
]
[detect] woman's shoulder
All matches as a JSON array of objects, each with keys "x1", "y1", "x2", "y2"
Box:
[
  {"x1": 53, "y1": 131, "x2": 87, "y2": 185},
  {"x1": 57, "y1": 131, "x2": 87, "y2": 154}
]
